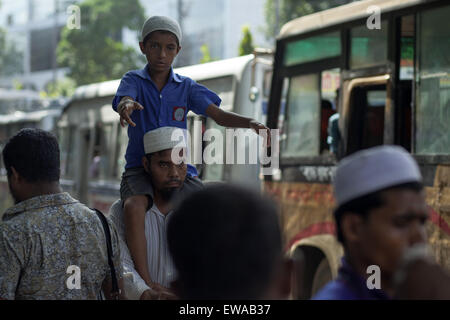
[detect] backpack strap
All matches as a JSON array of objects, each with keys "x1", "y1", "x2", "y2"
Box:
[{"x1": 93, "y1": 208, "x2": 121, "y2": 300}]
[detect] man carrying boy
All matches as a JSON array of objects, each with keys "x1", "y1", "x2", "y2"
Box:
[
  {"x1": 110, "y1": 127, "x2": 188, "y2": 300},
  {"x1": 112, "y1": 16, "x2": 270, "y2": 291}
]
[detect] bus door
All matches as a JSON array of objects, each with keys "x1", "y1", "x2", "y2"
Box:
[{"x1": 342, "y1": 75, "x2": 392, "y2": 156}]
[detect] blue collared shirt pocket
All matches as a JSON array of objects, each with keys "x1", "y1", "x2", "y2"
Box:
[{"x1": 166, "y1": 100, "x2": 188, "y2": 128}]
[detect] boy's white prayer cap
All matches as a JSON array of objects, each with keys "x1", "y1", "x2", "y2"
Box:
[
  {"x1": 334, "y1": 145, "x2": 422, "y2": 207},
  {"x1": 143, "y1": 127, "x2": 187, "y2": 155},
  {"x1": 141, "y1": 16, "x2": 182, "y2": 44}
]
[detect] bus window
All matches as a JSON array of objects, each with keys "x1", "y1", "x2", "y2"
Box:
[
  {"x1": 348, "y1": 85, "x2": 386, "y2": 153},
  {"x1": 284, "y1": 31, "x2": 341, "y2": 66},
  {"x1": 399, "y1": 15, "x2": 415, "y2": 81},
  {"x1": 396, "y1": 15, "x2": 415, "y2": 152},
  {"x1": 281, "y1": 73, "x2": 320, "y2": 158},
  {"x1": 202, "y1": 118, "x2": 225, "y2": 181},
  {"x1": 198, "y1": 76, "x2": 234, "y2": 110},
  {"x1": 90, "y1": 122, "x2": 113, "y2": 181},
  {"x1": 415, "y1": 4, "x2": 450, "y2": 155},
  {"x1": 320, "y1": 69, "x2": 340, "y2": 155},
  {"x1": 350, "y1": 21, "x2": 388, "y2": 69}
]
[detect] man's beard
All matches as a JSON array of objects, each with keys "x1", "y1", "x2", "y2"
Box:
[
  {"x1": 159, "y1": 187, "x2": 180, "y2": 201},
  {"x1": 144, "y1": 169, "x2": 182, "y2": 201}
]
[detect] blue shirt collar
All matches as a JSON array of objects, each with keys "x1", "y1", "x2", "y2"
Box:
[
  {"x1": 338, "y1": 256, "x2": 391, "y2": 300},
  {"x1": 135, "y1": 64, "x2": 182, "y2": 83}
]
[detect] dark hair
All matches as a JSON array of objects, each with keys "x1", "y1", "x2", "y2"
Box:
[
  {"x1": 167, "y1": 184, "x2": 282, "y2": 299},
  {"x1": 334, "y1": 181, "x2": 423, "y2": 245},
  {"x1": 143, "y1": 30, "x2": 180, "y2": 47},
  {"x1": 2, "y1": 128, "x2": 60, "y2": 183}
]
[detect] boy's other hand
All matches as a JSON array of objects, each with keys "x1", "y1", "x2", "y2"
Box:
[
  {"x1": 250, "y1": 120, "x2": 271, "y2": 147},
  {"x1": 118, "y1": 98, "x2": 144, "y2": 127}
]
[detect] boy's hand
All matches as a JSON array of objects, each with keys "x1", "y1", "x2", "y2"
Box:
[
  {"x1": 118, "y1": 98, "x2": 144, "y2": 127},
  {"x1": 250, "y1": 120, "x2": 271, "y2": 147}
]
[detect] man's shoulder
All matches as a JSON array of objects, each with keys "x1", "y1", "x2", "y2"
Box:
[
  {"x1": 3, "y1": 200, "x2": 96, "y2": 232},
  {"x1": 312, "y1": 280, "x2": 358, "y2": 300}
]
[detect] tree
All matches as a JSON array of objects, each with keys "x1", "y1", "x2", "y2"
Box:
[
  {"x1": 238, "y1": 25, "x2": 255, "y2": 56},
  {"x1": 40, "y1": 78, "x2": 76, "y2": 98},
  {"x1": 264, "y1": 0, "x2": 361, "y2": 40},
  {"x1": 200, "y1": 44, "x2": 215, "y2": 64},
  {"x1": 57, "y1": 0, "x2": 146, "y2": 86}
]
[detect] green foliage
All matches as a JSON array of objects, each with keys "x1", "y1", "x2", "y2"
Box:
[
  {"x1": 200, "y1": 44, "x2": 215, "y2": 64},
  {"x1": 264, "y1": 0, "x2": 361, "y2": 39},
  {"x1": 239, "y1": 25, "x2": 255, "y2": 56},
  {"x1": 13, "y1": 79, "x2": 24, "y2": 90},
  {"x1": 40, "y1": 78, "x2": 77, "y2": 98},
  {"x1": 57, "y1": 0, "x2": 146, "y2": 86}
]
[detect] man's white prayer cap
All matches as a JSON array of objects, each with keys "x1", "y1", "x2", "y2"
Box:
[
  {"x1": 143, "y1": 127, "x2": 187, "y2": 155},
  {"x1": 334, "y1": 145, "x2": 422, "y2": 207}
]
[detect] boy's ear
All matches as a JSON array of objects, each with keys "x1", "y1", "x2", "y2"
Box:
[
  {"x1": 176, "y1": 45, "x2": 181, "y2": 55},
  {"x1": 139, "y1": 42, "x2": 145, "y2": 54}
]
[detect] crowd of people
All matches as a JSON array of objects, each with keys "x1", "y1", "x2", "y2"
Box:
[
  {"x1": 0, "y1": 127, "x2": 449, "y2": 300},
  {"x1": 0, "y1": 15, "x2": 449, "y2": 300}
]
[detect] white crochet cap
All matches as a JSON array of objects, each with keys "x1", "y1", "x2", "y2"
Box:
[
  {"x1": 143, "y1": 127, "x2": 187, "y2": 155},
  {"x1": 141, "y1": 15, "x2": 182, "y2": 44},
  {"x1": 334, "y1": 145, "x2": 422, "y2": 206}
]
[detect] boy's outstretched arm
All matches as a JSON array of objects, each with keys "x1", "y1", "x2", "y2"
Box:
[
  {"x1": 117, "y1": 96, "x2": 144, "y2": 127},
  {"x1": 205, "y1": 104, "x2": 271, "y2": 145}
]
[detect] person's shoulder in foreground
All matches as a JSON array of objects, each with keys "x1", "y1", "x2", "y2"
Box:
[
  {"x1": 312, "y1": 257, "x2": 389, "y2": 300},
  {"x1": 167, "y1": 184, "x2": 292, "y2": 300},
  {"x1": 0, "y1": 128, "x2": 124, "y2": 300}
]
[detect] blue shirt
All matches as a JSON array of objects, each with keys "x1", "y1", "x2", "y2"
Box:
[
  {"x1": 312, "y1": 257, "x2": 390, "y2": 300},
  {"x1": 112, "y1": 65, "x2": 221, "y2": 176}
]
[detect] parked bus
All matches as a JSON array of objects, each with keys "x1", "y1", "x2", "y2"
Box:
[
  {"x1": 0, "y1": 105, "x2": 64, "y2": 216},
  {"x1": 0, "y1": 88, "x2": 43, "y2": 114},
  {"x1": 264, "y1": 0, "x2": 450, "y2": 299},
  {"x1": 58, "y1": 52, "x2": 273, "y2": 213}
]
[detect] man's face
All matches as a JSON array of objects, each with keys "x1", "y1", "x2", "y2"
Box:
[
  {"x1": 139, "y1": 31, "x2": 180, "y2": 73},
  {"x1": 356, "y1": 188, "x2": 429, "y2": 279},
  {"x1": 144, "y1": 148, "x2": 187, "y2": 200}
]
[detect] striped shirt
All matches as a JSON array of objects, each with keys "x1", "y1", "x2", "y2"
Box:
[{"x1": 109, "y1": 199, "x2": 177, "y2": 300}]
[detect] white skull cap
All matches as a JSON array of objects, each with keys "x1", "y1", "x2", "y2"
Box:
[
  {"x1": 141, "y1": 15, "x2": 182, "y2": 44},
  {"x1": 143, "y1": 127, "x2": 187, "y2": 155},
  {"x1": 334, "y1": 145, "x2": 422, "y2": 206}
]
